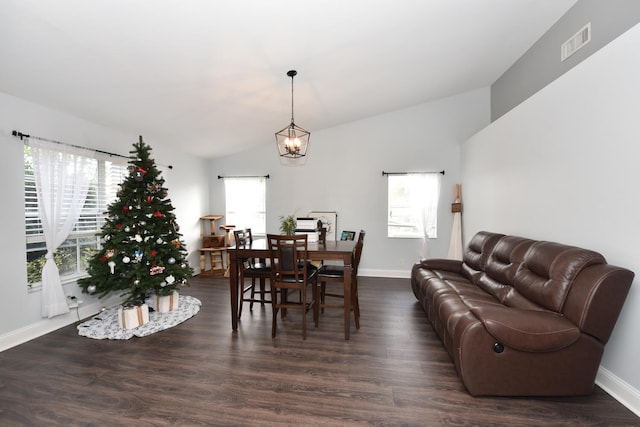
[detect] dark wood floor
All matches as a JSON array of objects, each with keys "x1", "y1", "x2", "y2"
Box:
[{"x1": 1, "y1": 275, "x2": 638, "y2": 426}]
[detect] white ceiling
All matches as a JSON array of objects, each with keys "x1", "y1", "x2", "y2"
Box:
[{"x1": 0, "y1": 0, "x2": 578, "y2": 159}]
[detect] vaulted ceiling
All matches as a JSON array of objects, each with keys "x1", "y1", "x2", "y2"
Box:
[{"x1": 0, "y1": 0, "x2": 577, "y2": 158}]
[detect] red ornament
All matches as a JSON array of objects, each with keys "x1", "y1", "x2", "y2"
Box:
[
  {"x1": 153, "y1": 211, "x2": 163, "y2": 218},
  {"x1": 145, "y1": 196, "x2": 153, "y2": 204},
  {"x1": 150, "y1": 249, "x2": 157, "y2": 257},
  {"x1": 122, "y1": 205, "x2": 130, "y2": 213},
  {"x1": 100, "y1": 255, "x2": 108, "y2": 262},
  {"x1": 115, "y1": 223, "x2": 123, "y2": 230}
]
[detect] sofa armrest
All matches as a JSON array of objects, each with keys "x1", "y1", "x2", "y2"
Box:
[
  {"x1": 563, "y1": 264, "x2": 634, "y2": 344},
  {"x1": 470, "y1": 305, "x2": 580, "y2": 352},
  {"x1": 418, "y1": 258, "x2": 463, "y2": 274}
]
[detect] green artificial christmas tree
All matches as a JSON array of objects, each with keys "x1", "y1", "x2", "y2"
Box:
[{"x1": 78, "y1": 136, "x2": 194, "y2": 307}]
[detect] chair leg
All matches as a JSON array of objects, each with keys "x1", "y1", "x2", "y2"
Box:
[
  {"x1": 320, "y1": 282, "x2": 326, "y2": 313},
  {"x1": 281, "y1": 290, "x2": 288, "y2": 318},
  {"x1": 301, "y1": 287, "x2": 308, "y2": 340},
  {"x1": 238, "y1": 274, "x2": 245, "y2": 319},
  {"x1": 352, "y1": 285, "x2": 360, "y2": 329},
  {"x1": 259, "y1": 278, "x2": 267, "y2": 306},
  {"x1": 271, "y1": 287, "x2": 279, "y2": 338},
  {"x1": 312, "y1": 282, "x2": 320, "y2": 327},
  {"x1": 249, "y1": 278, "x2": 256, "y2": 311}
]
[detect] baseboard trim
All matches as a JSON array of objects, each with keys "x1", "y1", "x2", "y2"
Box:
[
  {"x1": 0, "y1": 296, "x2": 122, "y2": 352},
  {"x1": 596, "y1": 366, "x2": 640, "y2": 417},
  {"x1": 359, "y1": 268, "x2": 411, "y2": 279}
]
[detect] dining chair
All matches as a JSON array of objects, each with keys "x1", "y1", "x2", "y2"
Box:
[
  {"x1": 234, "y1": 228, "x2": 271, "y2": 319},
  {"x1": 317, "y1": 230, "x2": 365, "y2": 330},
  {"x1": 267, "y1": 234, "x2": 319, "y2": 339}
]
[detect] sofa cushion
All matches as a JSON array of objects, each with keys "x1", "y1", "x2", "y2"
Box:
[
  {"x1": 462, "y1": 231, "x2": 503, "y2": 282},
  {"x1": 478, "y1": 235, "x2": 534, "y2": 302},
  {"x1": 470, "y1": 305, "x2": 580, "y2": 352},
  {"x1": 514, "y1": 241, "x2": 606, "y2": 312}
]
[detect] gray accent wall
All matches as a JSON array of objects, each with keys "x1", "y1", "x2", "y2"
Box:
[{"x1": 491, "y1": 0, "x2": 640, "y2": 121}]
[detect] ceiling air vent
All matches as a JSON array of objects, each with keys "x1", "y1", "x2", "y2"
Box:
[{"x1": 561, "y1": 22, "x2": 591, "y2": 61}]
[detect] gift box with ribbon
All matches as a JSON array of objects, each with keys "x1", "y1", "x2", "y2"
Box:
[{"x1": 118, "y1": 304, "x2": 150, "y2": 329}]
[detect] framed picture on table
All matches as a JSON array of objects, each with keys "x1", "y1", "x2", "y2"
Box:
[
  {"x1": 340, "y1": 230, "x2": 356, "y2": 241},
  {"x1": 308, "y1": 211, "x2": 337, "y2": 241}
]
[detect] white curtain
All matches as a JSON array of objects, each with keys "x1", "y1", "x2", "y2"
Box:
[
  {"x1": 419, "y1": 173, "x2": 441, "y2": 259},
  {"x1": 29, "y1": 139, "x2": 97, "y2": 318}
]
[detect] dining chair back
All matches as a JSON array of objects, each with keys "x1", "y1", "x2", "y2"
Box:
[{"x1": 267, "y1": 234, "x2": 319, "y2": 339}]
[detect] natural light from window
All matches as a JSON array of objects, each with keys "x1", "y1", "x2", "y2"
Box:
[
  {"x1": 387, "y1": 173, "x2": 440, "y2": 239},
  {"x1": 223, "y1": 177, "x2": 267, "y2": 236}
]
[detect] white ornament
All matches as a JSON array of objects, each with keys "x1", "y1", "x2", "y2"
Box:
[
  {"x1": 124, "y1": 226, "x2": 130, "y2": 232},
  {"x1": 165, "y1": 275, "x2": 176, "y2": 285},
  {"x1": 87, "y1": 284, "x2": 97, "y2": 293},
  {"x1": 168, "y1": 257, "x2": 176, "y2": 264},
  {"x1": 156, "y1": 238, "x2": 163, "y2": 244},
  {"x1": 134, "y1": 234, "x2": 143, "y2": 242},
  {"x1": 122, "y1": 256, "x2": 131, "y2": 264},
  {"x1": 108, "y1": 261, "x2": 116, "y2": 274}
]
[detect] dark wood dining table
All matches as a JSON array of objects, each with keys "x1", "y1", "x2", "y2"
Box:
[{"x1": 228, "y1": 238, "x2": 357, "y2": 339}]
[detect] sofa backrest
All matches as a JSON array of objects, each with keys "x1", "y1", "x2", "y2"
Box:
[
  {"x1": 513, "y1": 241, "x2": 606, "y2": 313},
  {"x1": 477, "y1": 235, "x2": 534, "y2": 304},
  {"x1": 462, "y1": 231, "x2": 504, "y2": 282},
  {"x1": 461, "y1": 231, "x2": 633, "y2": 343}
]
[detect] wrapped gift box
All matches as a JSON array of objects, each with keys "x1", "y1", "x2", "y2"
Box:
[
  {"x1": 118, "y1": 304, "x2": 149, "y2": 329},
  {"x1": 155, "y1": 291, "x2": 179, "y2": 313}
]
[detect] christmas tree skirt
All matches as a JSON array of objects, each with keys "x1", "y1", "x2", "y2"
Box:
[{"x1": 77, "y1": 295, "x2": 201, "y2": 340}]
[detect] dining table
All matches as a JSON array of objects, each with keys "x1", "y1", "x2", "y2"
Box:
[{"x1": 228, "y1": 238, "x2": 357, "y2": 339}]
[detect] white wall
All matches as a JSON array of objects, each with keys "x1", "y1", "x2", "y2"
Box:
[
  {"x1": 462, "y1": 23, "x2": 640, "y2": 412},
  {"x1": 0, "y1": 92, "x2": 209, "y2": 349},
  {"x1": 208, "y1": 88, "x2": 490, "y2": 277}
]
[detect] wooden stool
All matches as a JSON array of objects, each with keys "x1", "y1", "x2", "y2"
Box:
[
  {"x1": 199, "y1": 215, "x2": 226, "y2": 277},
  {"x1": 199, "y1": 248, "x2": 225, "y2": 276},
  {"x1": 199, "y1": 235, "x2": 225, "y2": 276}
]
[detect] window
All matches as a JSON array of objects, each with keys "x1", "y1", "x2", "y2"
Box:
[
  {"x1": 224, "y1": 177, "x2": 267, "y2": 235},
  {"x1": 387, "y1": 173, "x2": 441, "y2": 238},
  {"x1": 25, "y1": 145, "x2": 129, "y2": 287}
]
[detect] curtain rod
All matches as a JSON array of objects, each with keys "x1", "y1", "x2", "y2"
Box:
[
  {"x1": 218, "y1": 174, "x2": 270, "y2": 179},
  {"x1": 382, "y1": 170, "x2": 445, "y2": 176},
  {"x1": 12, "y1": 130, "x2": 174, "y2": 169}
]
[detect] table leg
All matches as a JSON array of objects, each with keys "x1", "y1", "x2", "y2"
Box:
[{"x1": 229, "y1": 251, "x2": 239, "y2": 331}]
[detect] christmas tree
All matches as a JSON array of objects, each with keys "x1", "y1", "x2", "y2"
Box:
[{"x1": 78, "y1": 136, "x2": 194, "y2": 307}]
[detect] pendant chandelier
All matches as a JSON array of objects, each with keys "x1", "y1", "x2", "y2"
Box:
[{"x1": 275, "y1": 70, "x2": 310, "y2": 161}]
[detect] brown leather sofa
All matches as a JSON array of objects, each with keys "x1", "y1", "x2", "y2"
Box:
[{"x1": 411, "y1": 231, "x2": 634, "y2": 396}]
